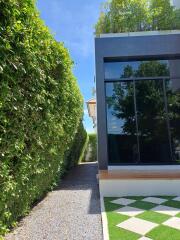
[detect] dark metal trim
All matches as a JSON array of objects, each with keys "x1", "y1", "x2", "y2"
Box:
[
  {"x1": 133, "y1": 80, "x2": 141, "y2": 164},
  {"x1": 104, "y1": 55, "x2": 180, "y2": 62}
]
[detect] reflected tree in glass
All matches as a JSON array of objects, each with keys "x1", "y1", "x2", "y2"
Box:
[
  {"x1": 107, "y1": 81, "x2": 136, "y2": 135},
  {"x1": 107, "y1": 61, "x2": 170, "y2": 137},
  {"x1": 166, "y1": 81, "x2": 180, "y2": 161},
  {"x1": 134, "y1": 62, "x2": 169, "y2": 147},
  {"x1": 106, "y1": 61, "x2": 177, "y2": 163},
  {"x1": 106, "y1": 81, "x2": 137, "y2": 164}
]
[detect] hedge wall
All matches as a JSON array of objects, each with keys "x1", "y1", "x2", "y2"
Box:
[
  {"x1": 87, "y1": 134, "x2": 97, "y2": 162},
  {"x1": 64, "y1": 121, "x2": 88, "y2": 169},
  {"x1": 82, "y1": 133, "x2": 97, "y2": 162},
  {"x1": 0, "y1": 0, "x2": 86, "y2": 235}
]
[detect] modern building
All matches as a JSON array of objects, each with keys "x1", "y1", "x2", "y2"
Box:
[{"x1": 95, "y1": 31, "x2": 180, "y2": 196}]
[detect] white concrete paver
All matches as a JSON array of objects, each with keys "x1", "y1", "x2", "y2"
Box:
[
  {"x1": 116, "y1": 206, "x2": 144, "y2": 217},
  {"x1": 163, "y1": 217, "x2": 180, "y2": 230},
  {"x1": 117, "y1": 217, "x2": 158, "y2": 235},
  {"x1": 173, "y1": 196, "x2": 180, "y2": 202},
  {"x1": 142, "y1": 197, "x2": 167, "y2": 204},
  {"x1": 151, "y1": 205, "x2": 180, "y2": 216},
  {"x1": 111, "y1": 198, "x2": 135, "y2": 206}
]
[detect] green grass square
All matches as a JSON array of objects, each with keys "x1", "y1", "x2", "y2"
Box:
[
  {"x1": 130, "y1": 200, "x2": 156, "y2": 210},
  {"x1": 104, "y1": 198, "x2": 140, "y2": 240},
  {"x1": 104, "y1": 198, "x2": 127, "y2": 219},
  {"x1": 109, "y1": 226, "x2": 140, "y2": 240},
  {"x1": 104, "y1": 197, "x2": 120, "y2": 202},
  {"x1": 176, "y1": 212, "x2": 180, "y2": 218},
  {"x1": 163, "y1": 200, "x2": 180, "y2": 209},
  {"x1": 137, "y1": 210, "x2": 170, "y2": 224},
  {"x1": 147, "y1": 225, "x2": 180, "y2": 240},
  {"x1": 105, "y1": 201, "x2": 123, "y2": 212},
  {"x1": 105, "y1": 208, "x2": 140, "y2": 240}
]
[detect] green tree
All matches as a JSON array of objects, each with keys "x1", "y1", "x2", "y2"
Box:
[
  {"x1": 95, "y1": 0, "x2": 180, "y2": 35},
  {"x1": 95, "y1": 0, "x2": 149, "y2": 34},
  {"x1": 150, "y1": 0, "x2": 175, "y2": 30}
]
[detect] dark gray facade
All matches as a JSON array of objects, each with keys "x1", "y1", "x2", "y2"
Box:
[{"x1": 95, "y1": 32, "x2": 180, "y2": 170}]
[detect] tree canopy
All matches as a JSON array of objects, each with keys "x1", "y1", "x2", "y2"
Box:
[{"x1": 95, "y1": 0, "x2": 180, "y2": 35}]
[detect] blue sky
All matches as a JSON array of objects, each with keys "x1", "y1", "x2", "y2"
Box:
[{"x1": 36, "y1": 0, "x2": 104, "y2": 133}]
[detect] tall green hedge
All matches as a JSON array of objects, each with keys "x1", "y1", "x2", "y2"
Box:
[
  {"x1": 85, "y1": 134, "x2": 97, "y2": 162},
  {"x1": 0, "y1": 0, "x2": 86, "y2": 235},
  {"x1": 64, "y1": 121, "x2": 88, "y2": 169}
]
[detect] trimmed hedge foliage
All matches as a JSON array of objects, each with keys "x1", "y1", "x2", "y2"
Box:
[
  {"x1": 0, "y1": 0, "x2": 86, "y2": 234},
  {"x1": 89, "y1": 134, "x2": 97, "y2": 162},
  {"x1": 84, "y1": 133, "x2": 97, "y2": 162},
  {"x1": 64, "y1": 121, "x2": 88, "y2": 169}
]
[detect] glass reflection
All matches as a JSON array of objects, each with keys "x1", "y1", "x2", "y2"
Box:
[
  {"x1": 105, "y1": 59, "x2": 180, "y2": 165},
  {"x1": 105, "y1": 60, "x2": 169, "y2": 79},
  {"x1": 106, "y1": 82, "x2": 138, "y2": 164},
  {"x1": 136, "y1": 79, "x2": 171, "y2": 163},
  {"x1": 166, "y1": 79, "x2": 180, "y2": 162}
]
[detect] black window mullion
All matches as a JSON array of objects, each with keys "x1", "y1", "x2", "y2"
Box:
[{"x1": 133, "y1": 79, "x2": 141, "y2": 163}]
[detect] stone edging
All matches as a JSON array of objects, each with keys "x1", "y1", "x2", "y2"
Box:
[{"x1": 100, "y1": 197, "x2": 109, "y2": 240}]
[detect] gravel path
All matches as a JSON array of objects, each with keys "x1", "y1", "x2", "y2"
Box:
[{"x1": 5, "y1": 162, "x2": 103, "y2": 240}]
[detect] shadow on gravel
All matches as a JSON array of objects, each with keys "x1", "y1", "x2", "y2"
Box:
[{"x1": 55, "y1": 162, "x2": 101, "y2": 215}]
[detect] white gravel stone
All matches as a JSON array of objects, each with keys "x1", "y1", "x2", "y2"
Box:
[{"x1": 5, "y1": 163, "x2": 103, "y2": 240}]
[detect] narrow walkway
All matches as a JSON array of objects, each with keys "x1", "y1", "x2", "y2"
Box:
[{"x1": 5, "y1": 162, "x2": 103, "y2": 240}]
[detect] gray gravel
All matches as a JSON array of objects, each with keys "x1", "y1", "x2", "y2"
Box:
[{"x1": 5, "y1": 162, "x2": 103, "y2": 240}]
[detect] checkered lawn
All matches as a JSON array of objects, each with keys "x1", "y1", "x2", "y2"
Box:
[{"x1": 104, "y1": 196, "x2": 180, "y2": 240}]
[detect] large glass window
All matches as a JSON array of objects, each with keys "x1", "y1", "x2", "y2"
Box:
[
  {"x1": 105, "y1": 59, "x2": 180, "y2": 165},
  {"x1": 166, "y1": 79, "x2": 180, "y2": 162},
  {"x1": 105, "y1": 60, "x2": 170, "y2": 80},
  {"x1": 136, "y1": 79, "x2": 171, "y2": 164},
  {"x1": 106, "y1": 82, "x2": 138, "y2": 164}
]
